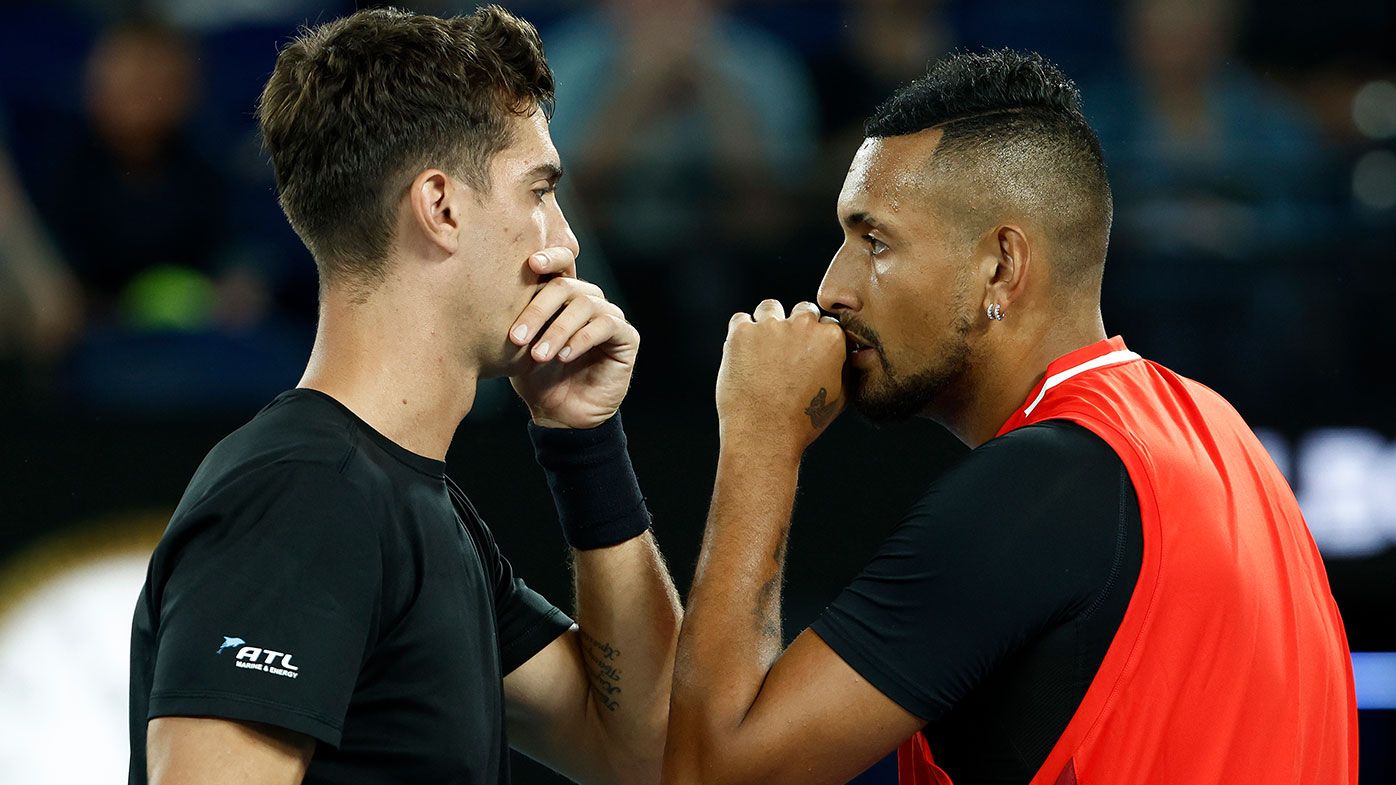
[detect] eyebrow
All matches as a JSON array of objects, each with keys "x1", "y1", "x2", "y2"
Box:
[
  {"x1": 844, "y1": 211, "x2": 888, "y2": 233},
  {"x1": 522, "y1": 162, "x2": 564, "y2": 184}
]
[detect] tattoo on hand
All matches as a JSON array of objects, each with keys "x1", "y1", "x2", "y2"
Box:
[
  {"x1": 804, "y1": 387, "x2": 839, "y2": 429},
  {"x1": 580, "y1": 630, "x2": 622, "y2": 712}
]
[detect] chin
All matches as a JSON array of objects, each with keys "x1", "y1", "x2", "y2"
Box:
[
  {"x1": 845, "y1": 373, "x2": 917, "y2": 424},
  {"x1": 849, "y1": 360, "x2": 960, "y2": 425},
  {"x1": 851, "y1": 389, "x2": 930, "y2": 424}
]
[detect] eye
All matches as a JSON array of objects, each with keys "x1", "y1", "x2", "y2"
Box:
[
  {"x1": 864, "y1": 234, "x2": 888, "y2": 256},
  {"x1": 532, "y1": 184, "x2": 557, "y2": 201}
]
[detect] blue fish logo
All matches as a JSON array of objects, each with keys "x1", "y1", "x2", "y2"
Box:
[{"x1": 217, "y1": 636, "x2": 246, "y2": 655}]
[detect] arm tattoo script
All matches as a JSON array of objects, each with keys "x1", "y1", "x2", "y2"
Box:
[
  {"x1": 804, "y1": 387, "x2": 839, "y2": 429},
  {"x1": 579, "y1": 630, "x2": 622, "y2": 712}
]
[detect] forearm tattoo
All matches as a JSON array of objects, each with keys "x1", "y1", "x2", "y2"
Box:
[
  {"x1": 580, "y1": 630, "x2": 622, "y2": 712},
  {"x1": 752, "y1": 527, "x2": 791, "y2": 641}
]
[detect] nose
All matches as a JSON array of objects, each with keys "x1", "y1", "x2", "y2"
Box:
[
  {"x1": 816, "y1": 243, "x2": 860, "y2": 316},
  {"x1": 549, "y1": 201, "x2": 581, "y2": 260}
]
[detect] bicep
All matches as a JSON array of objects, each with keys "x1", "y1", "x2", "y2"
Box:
[
  {"x1": 676, "y1": 629, "x2": 924, "y2": 785},
  {"x1": 147, "y1": 716, "x2": 314, "y2": 785},
  {"x1": 503, "y1": 629, "x2": 614, "y2": 785}
]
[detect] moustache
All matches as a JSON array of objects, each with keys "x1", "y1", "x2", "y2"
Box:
[{"x1": 838, "y1": 317, "x2": 883, "y2": 353}]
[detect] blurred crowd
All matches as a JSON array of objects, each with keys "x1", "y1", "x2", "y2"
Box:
[{"x1": 1, "y1": 0, "x2": 1394, "y2": 430}]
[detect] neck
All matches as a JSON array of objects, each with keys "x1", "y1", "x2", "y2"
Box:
[
  {"x1": 937, "y1": 306, "x2": 1107, "y2": 448},
  {"x1": 298, "y1": 283, "x2": 477, "y2": 461}
]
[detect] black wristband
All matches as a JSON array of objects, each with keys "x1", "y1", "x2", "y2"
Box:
[{"x1": 528, "y1": 413, "x2": 651, "y2": 550}]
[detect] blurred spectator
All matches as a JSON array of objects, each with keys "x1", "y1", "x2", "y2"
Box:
[
  {"x1": 34, "y1": 19, "x2": 270, "y2": 329},
  {"x1": 1087, "y1": 0, "x2": 1338, "y2": 419},
  {"x1": 544, "y1": 0, "x2": 818, "y2": 378},
  {"x1": 809, "y1": 0, "x2": 954, "y2": 188},
  {"x1": 0, "y1": 124, "x2": 82, "y2": 362},
  {"x1": 1093, "y1": 0, "x2": 1331, "y2": 259},
  {"x1": 13, "y1": 19, "x2": 309, "y2": 415},
  {"x1": 813, "y1": 0, "x2": 954, "y2": 139}
]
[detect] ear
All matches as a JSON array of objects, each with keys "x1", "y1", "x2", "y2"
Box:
[
  {"x1": 979, "y1": 224, "x2": 1031, "y2": 315},
  {"x1": 407, "y1": 169, "x2": 460, "y2": 256}
]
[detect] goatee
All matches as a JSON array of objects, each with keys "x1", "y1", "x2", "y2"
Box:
[{"x1": 847, "y1": 311, "x2": 973, "y2": 424}]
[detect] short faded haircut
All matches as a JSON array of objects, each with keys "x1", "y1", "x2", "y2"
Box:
[{"x1": 257, "y1": 5, "x2": 554, "y2": 292}]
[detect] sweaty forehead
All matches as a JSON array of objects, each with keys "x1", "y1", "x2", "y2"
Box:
[{"x1": 837, "y1": 129, "x2": 946, "y2": 226}]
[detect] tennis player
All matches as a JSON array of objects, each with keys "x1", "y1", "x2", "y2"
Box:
[
  {"x1": 129, "y1": 7, "x2": 680, "y2": 784},
  {"x1": 664, "y1": 50, "x2": 1356, "y2": 785}
]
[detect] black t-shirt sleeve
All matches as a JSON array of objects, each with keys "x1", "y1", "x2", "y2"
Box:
[
  {"x1": 452, "y1": 486, "x2": 574, "y2": 675},
  {"x1": 809, "y1": 421, "x2": 1131, "y2": 722},
  {"x1": 147, "y1": 464, "x2": 382, "y2": 747}
]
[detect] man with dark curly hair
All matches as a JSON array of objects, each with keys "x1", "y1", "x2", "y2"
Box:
[{"x1": 128, "y1": 7, "x2": 680, "y2": 784}]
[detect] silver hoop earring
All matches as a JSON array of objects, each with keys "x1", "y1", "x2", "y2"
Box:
[{"x1": 987, "y1": 303, "x2": 1004, "y2": 321}]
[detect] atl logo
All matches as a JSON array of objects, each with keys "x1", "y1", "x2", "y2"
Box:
[{"x1": 218, "y1": 636, "x2": 301, "y2": 679}]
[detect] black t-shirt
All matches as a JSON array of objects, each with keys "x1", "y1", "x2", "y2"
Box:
[
  {"x1": 128, "y1": 389, "x2": 574, "y2": 784},
  {"x1": 811, "y1": 421, "x2": 1143, "y2": 785}
]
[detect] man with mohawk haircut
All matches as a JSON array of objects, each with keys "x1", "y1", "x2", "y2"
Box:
[{"x1": 665, "y1": 49, "x2": 1355, "y2": 785}]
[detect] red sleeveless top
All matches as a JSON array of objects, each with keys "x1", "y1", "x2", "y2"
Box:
[{"x1": 898, "y1": 337, "x2": 1357, "y2": 785}]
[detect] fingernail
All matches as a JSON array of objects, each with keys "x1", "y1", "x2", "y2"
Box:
[
  {"x1": 513, "y1": 324, "x2": 528, "y2": 342},
  {"x1": 531, "y1": 253, "x2": 548, "y2": 267},
  {"x1": 535, "y1": 341, "x2": 551, "y2": 358},
  {"x1": 559, "y1": 346, "x2": 572, "y2": 360}
]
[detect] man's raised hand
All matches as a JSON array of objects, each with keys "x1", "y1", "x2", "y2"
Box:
[
  {"x1": 508, "y1": 247, "x2": 638, "y2": 430},
  {"x1": 717, "y1": 299, "x2": 846, "y2": 459}
]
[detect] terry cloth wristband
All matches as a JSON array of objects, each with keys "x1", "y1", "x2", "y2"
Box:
[{"x1": 528, "y1": 412, "x2": 651, "y2": 550}]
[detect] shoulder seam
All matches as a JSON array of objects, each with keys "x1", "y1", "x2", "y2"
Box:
[
  {"x1": 1078, "y1": 464, "x2": 1131, "y2": 623},
  {"x1": 336, "y1": 419, "x2": 358, "y2": 474}
]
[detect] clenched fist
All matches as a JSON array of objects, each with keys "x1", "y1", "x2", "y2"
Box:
[{"x1": 717, "y1": 299, "x2": 846, "y2": 459}]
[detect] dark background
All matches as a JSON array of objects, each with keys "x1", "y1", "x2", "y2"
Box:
[{"x1": 0, "y1": 0, "x2": 1392, "y2": 781}]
